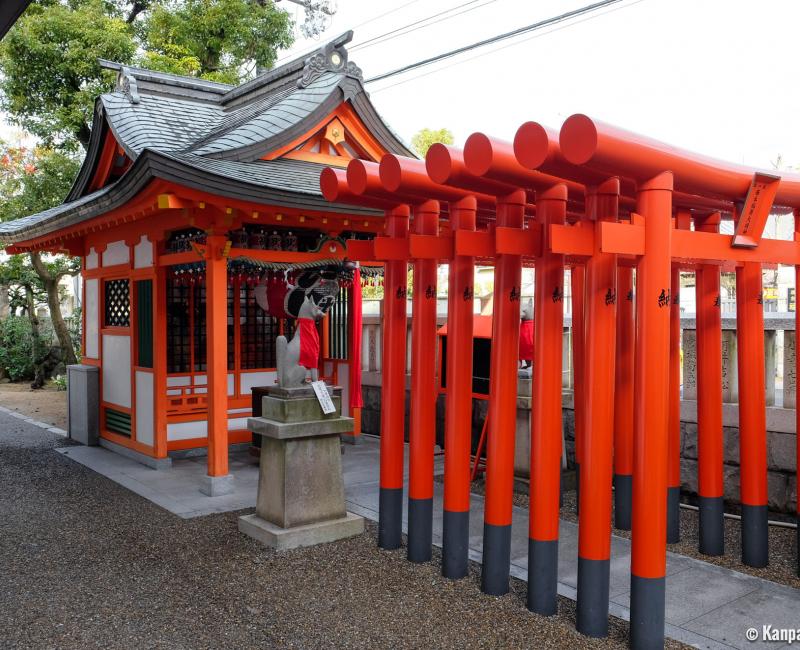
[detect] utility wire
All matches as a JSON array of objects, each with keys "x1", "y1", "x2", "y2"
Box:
[
  {"x1": 274, "y1": 0, "x2": 425, "y2": 65},
  {"x1": 369, "y1": 0, "x2": 646, "y2": 94},
  {"x1": 349, "y1": 0, "x2": 496, "y2": 52},
  {"x1": 365, "y1": 0, "x2": 625, "y2": 84}
]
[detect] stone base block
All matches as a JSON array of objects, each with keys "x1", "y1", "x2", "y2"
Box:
[
  {"x1": 238, "y1": 512, "x2": 364, "y2": 550},
  {"x1": 200, "y1": 474, "x2": 235, "y2": 497},
  {"x1": 99, "y1": 438, "x2": 172, "y2": 470}
]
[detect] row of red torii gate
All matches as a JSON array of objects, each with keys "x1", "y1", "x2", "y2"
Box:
[{"x1": 320, "y1": 115, "x2": 800, "y2": 650}]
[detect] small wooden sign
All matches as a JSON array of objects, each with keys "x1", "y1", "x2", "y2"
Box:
[{"x1": 311, "y1": 380, "x2": 336, "y2": 415}]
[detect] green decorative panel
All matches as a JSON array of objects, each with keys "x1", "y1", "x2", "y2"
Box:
[
  {"x1": 105, "y1": 408, "x2": 131, "y2": 436},
  {"x1": 136, "y1": 279, "x2": 153, "y2": 368}
]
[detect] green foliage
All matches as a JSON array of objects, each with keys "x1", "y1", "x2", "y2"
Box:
[
  {"x1": 141, "y1": 0, "x2": 294, "y2": 84},
  {"x1": 52, "y1": 374, "x2": 68, "y2": 391},
  {"x1": 0, "y1": 0, "x2": 136, "y2": 148},
  {"x1": 0, "y1": 316, "x2": 37, "y2": 381},
  {"x1": 0, "y1": 143, "x2": 82, "y2": 224},
  {"x1": 0, "y1": 0, "x2": 295, "y2": 150},
  {"x1": 411, "y1": 127, "x2": 454, "y2": 157}
]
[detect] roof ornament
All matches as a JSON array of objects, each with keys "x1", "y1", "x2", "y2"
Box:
[
  {"x1": 297, "y1": 38, "x2": 362, "y2": 89},
  {"x1": 116, "y1": 66, "x2": 140, "y2": 105}
]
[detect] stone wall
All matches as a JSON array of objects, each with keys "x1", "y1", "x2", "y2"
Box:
[{"x1": 361, "y1": 384, "x2": 798, "y2": 514}]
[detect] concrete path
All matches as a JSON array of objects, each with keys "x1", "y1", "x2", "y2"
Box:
[{"x1": 58, "y1": 436, "x2": 800, "y2": 650}]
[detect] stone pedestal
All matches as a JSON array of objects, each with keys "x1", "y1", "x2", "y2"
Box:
[
  {"x1": 238, "y1": 384, "x2": 364, "y2": 550},
  {"x1": 67, "y1": 364, "x2": 99, "y2": 445}
]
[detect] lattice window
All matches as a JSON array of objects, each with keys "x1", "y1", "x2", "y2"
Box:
[
  {"x1": 166, "y1": 279, "x2": 191, "y2": 373},
  {"x1": 327, "y1": 284, "x2": 349, "y2": 360},
  {"x1": 192, "y1": 283, "x2": 207, "y2": 372},
  {"x1": 104, "y1": 279, "x2": 130, "y2": 327},
  {"x1": 166, "y1": 278, "x2": 235, "y2": 374},
  {"x1": 239, "y1": 283, "x2": 288, "y2": 369}
]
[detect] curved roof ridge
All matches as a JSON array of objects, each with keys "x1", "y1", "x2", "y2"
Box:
[{"x1": 220, "y1": 31, "x2": 354, "y2": 107}]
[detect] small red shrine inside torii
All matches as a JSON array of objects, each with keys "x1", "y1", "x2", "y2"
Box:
[{"x1": 320, "y1": 115, "x2": 800, "y2": 649}]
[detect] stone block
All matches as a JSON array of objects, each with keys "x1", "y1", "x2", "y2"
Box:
[
  {"x1": 765, "y1": 330, "x2": 777, "y2": 406},
  {"x1": 248, "y1": 416, "x2": 354, "y2": 440},
  {"x1": 238, "y1": 512, "x2": 364, "y2": 551},
  {"x1": 767, "y1": 431, "x2": 797, "y2": 473},
  {"x1": 720, "y1": 330, "x2": 738, "y2": 403},
  {"x1": 513, "y1": 406, "x2": 531, "y2": 478},
  {"x1": 261, "y1": 395, "x2": 341, "y2": 423},
  {"x1": 782, "y1": 330, "x2": 796, "y2": 409},
  {"x1": 256, "y1": 432, "x2": 347, "y2": 528},
  {"x1": 682, "y1": 422, "x2": 698, "y2": 460},
  {"x1": 682, "y1": 329, "x2": 697, "y2": 400},
  {"x1": 680, "y1": 458, "x2": 698, "y2": 495},
  {"x1": 767, "y1": 472, "x2": 789, "y2": 511},
  {"x1": 788, "y1": 476, "x2": 797, "y2": 512},
  {"x1": 199, "y1": 474, "x2": 235, "y2": 497},
  {"x1": 722, "y1": 426, "x2": 740, "y2": 466},
  {"x1": 67, "y1": 364, "x2": 99, "y2": 446}
]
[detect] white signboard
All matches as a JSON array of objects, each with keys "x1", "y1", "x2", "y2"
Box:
[{"x1": 311, "y1": 380, "x2": 336, "y2": 415}]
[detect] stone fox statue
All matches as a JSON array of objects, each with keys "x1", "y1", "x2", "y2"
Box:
[
  {"x1": 257, "y1": 261, "x2": 356, "y2": 388},
  {"x1": 276, "y1": 294, "x2": 326, "y2": 387}
]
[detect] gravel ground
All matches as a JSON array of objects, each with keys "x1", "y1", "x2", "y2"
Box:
[
  {"x1": 0, "y1": 414, "x2": 691, "y2": 649},
  {"x1": 463, "y1": 475, "x2": 799, "y2": 590}
]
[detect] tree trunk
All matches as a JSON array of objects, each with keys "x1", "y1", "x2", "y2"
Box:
[
  {"x1": 29, "y1": 253, "x2": 78, "y2": 366},
  {"x1": 25, "y1": 285, "x2": 46, "y2": 390}
]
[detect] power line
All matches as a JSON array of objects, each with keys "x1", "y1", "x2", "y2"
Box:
[
  {"x1": 365, "y1": 0, "x2": 625, "y2": 85},
  {"x1": 369, "y1": 0, "x2": 646, "y2": 95},
  {"x1": 274, "y1": 0, "x2": 425, "y2": 65},
  {"x1": 349, "y1": 0, "x2": 497, "y2": 52}
]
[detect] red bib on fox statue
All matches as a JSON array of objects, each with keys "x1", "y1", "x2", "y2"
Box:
[{"x1": 297, "y1": 318, "x2": 320, "y2": 369}]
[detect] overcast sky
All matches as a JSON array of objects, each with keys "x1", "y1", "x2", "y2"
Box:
[{"x1": 277, "y1": 0, "x2": 800, "y2": 171}]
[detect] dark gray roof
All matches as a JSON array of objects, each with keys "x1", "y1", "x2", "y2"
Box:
[
  {"x1": 0, "y1": 0, "x2": 32, "y2": 39},
  {"x1": 1, "y1": 31, "x2": 414, "y2": 246}
]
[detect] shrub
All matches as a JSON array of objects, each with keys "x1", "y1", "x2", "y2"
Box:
[{"x1": 0, "y1": 316, "x2": 34, "y2": 381}]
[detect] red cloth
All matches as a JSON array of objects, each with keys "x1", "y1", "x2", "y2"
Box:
[
  {"x1": 348, "y1": 267, "x2": 363, "y2": 408},
  {"x1": 519, "y1": 319, "x2": 534, "y2": 361},
  {"x1": 297, "y1": 318, "x2": 320, "y2": 369}
]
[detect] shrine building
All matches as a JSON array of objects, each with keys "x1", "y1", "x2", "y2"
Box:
[{"x1": 0, "y1": 31, "x2": 404, "y2": 492}]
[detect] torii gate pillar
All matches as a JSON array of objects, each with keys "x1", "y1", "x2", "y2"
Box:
[
  {"x1": 378, "y1": 206, "x2": 410, "y2": 550},
  {"x1": 630, "y1": 172, "x2": 673, "y2": 650}
]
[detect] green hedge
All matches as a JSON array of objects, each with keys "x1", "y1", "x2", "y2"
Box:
[{"x1": 0, "y1": 316, "x2": 35, "y2": 381}]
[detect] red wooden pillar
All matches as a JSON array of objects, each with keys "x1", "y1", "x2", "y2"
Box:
[
  {"x1": 527, "y1": 184, "x2": 567, "y2": 614},
  {"x1": 736, "y1": 260, "x2": 768, "y2": 567},
  {"x1": 407, "y1": 200, "x2": 440, "y2": 562},
  {"x1": 202, "y1": 233, "x2": 232, "y2": 496},
  {"x1": 378, "y1": 205, "x2": 410, "y2": 550},
  {"x1": 695, "y1": 213, "x2": 724, "y2": 556},
  {"x1": 572, "y1": 264, "x2": 586, "y2": 515},
  {"x1": 614, "y1": 264, "x2": 635, "y2": 530},
  {"x1": 630, "y1": 172, "x2": 673, "y2": 649},
  {"x1": 482, "y1": 189, "x2": 525, "y2": 596},
  {"x1": 442, "y1": 196, "x2": 477, "y2": 578},
  {"x1": 667, "y1": 265, "x2": 682, "y2": 543},
  {"x1": 576, "y1": 179, "x2": 619, "y2": 636}
]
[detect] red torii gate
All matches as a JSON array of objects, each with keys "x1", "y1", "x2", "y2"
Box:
[{"x1": 320, "y1": 115, "x2": 800, "y2": 650}]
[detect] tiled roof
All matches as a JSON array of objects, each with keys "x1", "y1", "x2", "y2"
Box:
[{"x1": 0, "y1": 31, "x2": 414, "y2": 245}]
